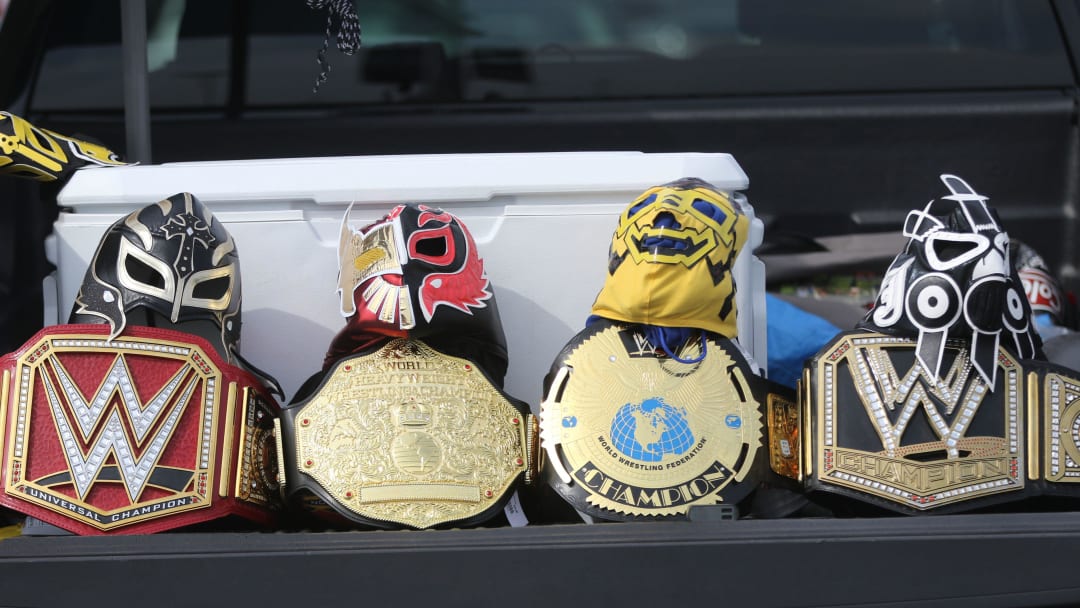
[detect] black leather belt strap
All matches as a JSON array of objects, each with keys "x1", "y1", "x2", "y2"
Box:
[
  {"x1": 275, "y1": 338, "x2": 538, "y2": 530},
  {"x1": 787, "y1": 330, "x2": 1080, "y2": 513}
]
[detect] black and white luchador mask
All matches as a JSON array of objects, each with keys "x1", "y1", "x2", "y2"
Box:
[
  {"x1": 70, "y1": 192, "x2": 242, "y2": 361},
  {"x1": 859, "y1": 174, "x2": 1040, "y2": 386}
]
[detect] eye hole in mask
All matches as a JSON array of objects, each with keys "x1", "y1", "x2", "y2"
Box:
[
  {"x1": 413, "y1": 234, "x2": 448, "y2": 259},
  {"x1": 408, "y1": 223, "x2": 456, "y2": 267},
  {"x1": 191, "y1": 275, "x2": 231, "y2": 301},
  {"x1": 124, "y1": 254, "x2": 167, "y2": 290},
  {"x1": 931, "y1": 239, "x2": 980, "y2": 265},
  {"x1": 691, "y1": 198, "x2": 727, "y2": 225},
  {"x1": 626, "y1": 193, "x2": 658, "y2": 217},
  {"x1": 116, "y1": 238, "x2": 175, "y2": 299},
  {"x1": 924, "y1": 232, "x2": 989, "y2": 271},
  {"x1": 183, "y1": 264, "x2": 236, "y2": 310}
]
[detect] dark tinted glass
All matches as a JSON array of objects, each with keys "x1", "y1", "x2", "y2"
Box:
[
  {"x1": 247, "y1": 0, "x2": 1073, "y2": 105},
  {"x1": 24, "y1": 0, "x2": 1075, "y2": 113},
  {"x1": 32, "y1": 0, "x2": 232, "y2": 111}
]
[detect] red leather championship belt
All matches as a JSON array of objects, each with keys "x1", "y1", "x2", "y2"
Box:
[{"x1": 0, "y1": 324, "x2": 281, "y2": 535}]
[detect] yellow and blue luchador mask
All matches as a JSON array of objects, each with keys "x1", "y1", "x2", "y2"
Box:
[{"x1": 591, "y1": 178, "x2": 749, "y2": 337}]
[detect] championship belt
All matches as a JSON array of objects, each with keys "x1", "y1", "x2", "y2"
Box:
[
  {"x1": 776, "y1": 174, "x2": 1080, "y2": 513},
  {"x1": 276, "y1": 339, "x2": 539, "y2": 529},
  {"x1": 1032, "y1": 360, "x2": 1080, "y2": 493},
  {"x1": 785, "y1": 330, "x2": 1080, "y2": 513},
  {"x1": 540, "y1": 319, "x2": 785, "y2": 520},
  {"x1": 0, "y1": 325, "x2": 281, "y2": 535}
]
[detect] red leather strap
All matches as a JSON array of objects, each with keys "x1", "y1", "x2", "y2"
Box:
[{"x1": 0, "y1": 324, "x2": 282, "y2": 535}]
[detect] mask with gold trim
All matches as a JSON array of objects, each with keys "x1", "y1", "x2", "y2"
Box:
[
  {"x1": 0, "y1": 111, "x2": 128, "y2": 183},
  {"x1": 70, "y1": 193, "x2": 243, "y2": 366},
  {"x1": 0, "y1": 194, "x2": 283, "y2": 534},
  {"x1": 592, "y1": 177, "x2": 750, "y2": 338}
]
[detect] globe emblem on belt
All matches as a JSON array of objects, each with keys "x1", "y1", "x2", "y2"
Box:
[
  {"x1": 391, "y1": 433, "x2": 441, "y2": 475},
  {"x1": 610, "y1": 397, "x2": 695, "y2": 462},
  {"x1": 391, "y1": 402, "x2": 441, "y2": 476}
]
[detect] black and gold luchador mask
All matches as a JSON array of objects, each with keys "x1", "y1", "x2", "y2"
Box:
[
  {"x1": 70, "y1": 193, "x2": 242, "y2": 362},
  {"x1": 0, "y1": 111, "x2": 127, "y2": 183}
]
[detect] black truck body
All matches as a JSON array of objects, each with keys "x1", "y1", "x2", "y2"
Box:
[{"x1": 1, "y1": 2, "x2": 1080, "y2": 605}]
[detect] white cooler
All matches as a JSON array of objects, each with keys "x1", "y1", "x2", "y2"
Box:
[{"x1": 49, "y1": 151, "x2": 764, "y2": 406}]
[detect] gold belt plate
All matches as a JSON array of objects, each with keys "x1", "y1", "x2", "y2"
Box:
[
  {"x1": 293, "y1": 340, "x2": 531, "y2": 528},
  {"x1": 768, "y1": 391, "x2": 802, "y2": 480},
  {"x1": 1042, "y1": 371, "x2": 1080, "y2": 482},
  {"x1": 812, "y1": 333, "x2": 1024, "y2": 510},
  {"x1": 541, "y1": 326, "x2": 764, "y2": 517}
]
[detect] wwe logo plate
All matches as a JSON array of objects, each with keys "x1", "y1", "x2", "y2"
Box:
[{"x1": 1, "y1": 333, "x2": 222, "y2": 532}]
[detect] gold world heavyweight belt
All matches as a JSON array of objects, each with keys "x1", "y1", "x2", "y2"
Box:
[
  {"x1": 540, "y1": 320, "x2": 782, "y2": 520},
  {"x1": 0, "y1": 325, "x2": 282, "y2": 534},
  {"x1": 778, "y1": 330, "x2": 1080, "y2": 513},
  {"x1": 275, "y1": 339, "x2": 539, "y2": 529}
]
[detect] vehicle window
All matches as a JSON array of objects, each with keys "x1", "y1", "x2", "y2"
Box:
[
  {"x1": 24, "y1": 0, "x2": 1075, "y2": 114},
  {"x1": 253, "y1": 0, "x2": 1074, "y2": 104},
  {"x1": 32, "y1": 0, "x2": 231, "y2": 112}
]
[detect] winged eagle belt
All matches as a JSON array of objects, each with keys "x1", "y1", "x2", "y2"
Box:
[
  {"x1": 275, "y1": 339, "x2": 539, "y2": 529},
  {"x1": 0, "y1": 325, "x2": 282, "y2": 534},
  {"x1": 774, "y1": 330, "x2": 1080, "y2": 513}
]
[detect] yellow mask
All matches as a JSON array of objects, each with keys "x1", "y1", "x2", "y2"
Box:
[{"x1": 591, "y1": 178, "x2": 749, "y2": 337}]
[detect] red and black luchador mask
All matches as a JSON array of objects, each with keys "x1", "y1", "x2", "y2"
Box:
[
  {"x1": 327, "y1": 203, "x2": 509, "y2": 382},
  {"x1": 1013, "y1": 239, "x2": 1074, "y2": 330},
  {"x1": 859, "y1": 175, "x2": 1041, "y2": 386},
  {"x1": 69, "y1": 193, "x2": 242, "y2": 363}
]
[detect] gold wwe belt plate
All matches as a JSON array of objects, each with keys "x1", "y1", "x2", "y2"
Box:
[
  {"x1": 290, "y1": 340, "x2": 535, "y2": 528},
  {"x1": 809, "y1": 333, "x2": 1024, "y2": 510},
  {"x1": 541, "y1": 325, "x2": 764, "y2": 517}
]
